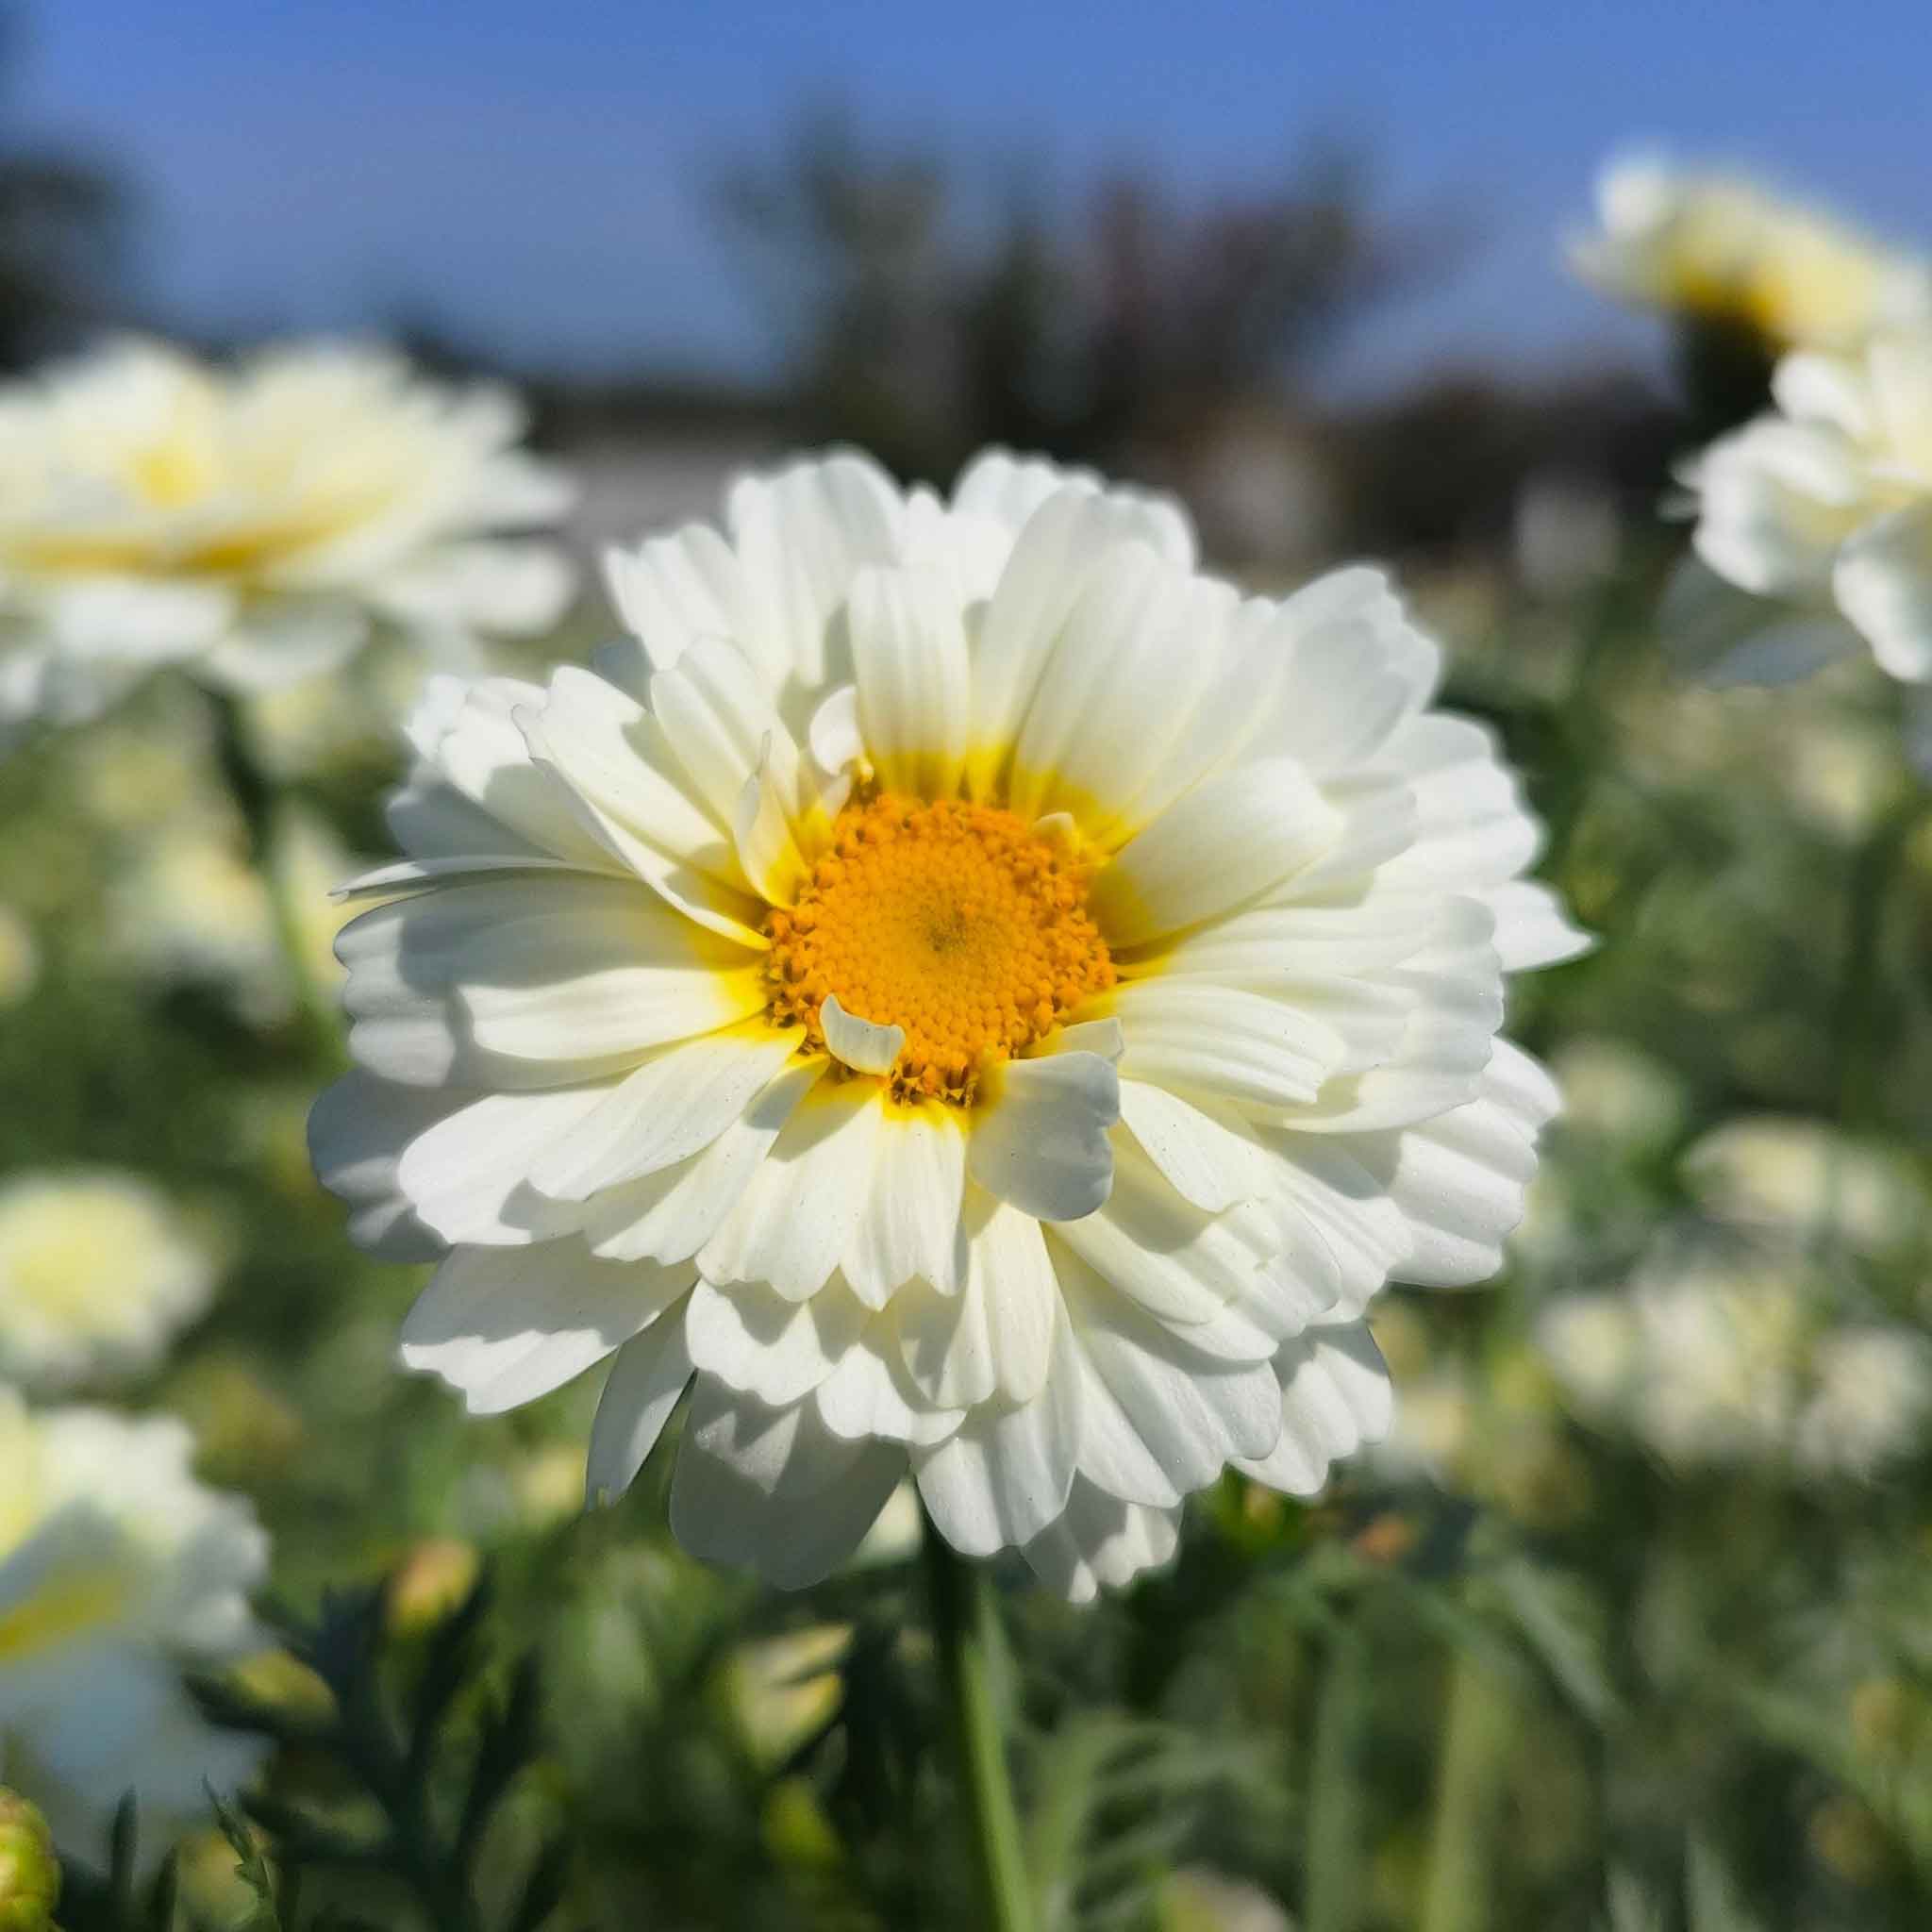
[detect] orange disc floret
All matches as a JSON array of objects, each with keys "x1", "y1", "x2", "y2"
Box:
[{"x1": 765, "y1": 792, "x2": 1116, "y2": 1105}]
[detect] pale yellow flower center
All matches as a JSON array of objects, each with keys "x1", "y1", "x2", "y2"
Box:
[{"x1": 764, "y1": 793, "x2": 1115, "y2": 1105}]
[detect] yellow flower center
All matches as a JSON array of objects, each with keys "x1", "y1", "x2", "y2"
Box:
[{"x1": 764, "y1": 793, "x2": 1115, "y2": 1105}]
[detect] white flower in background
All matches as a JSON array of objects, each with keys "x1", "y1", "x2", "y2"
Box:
[
  {"x1": 1569, "y1": 152, "x2": 1930, "y2": 351},
  {"x1": 1537, "y1": 1245, "x2": 1932, "y2": 1479},
  {"x1": 1796, "y1": 1327, "x2": 1932, "y2": 1479},
  {"x1": 108, "y1": 806, "x2": 362, "y2": 1026},
  {"x1": 1668, "y1": 326, "x2": 1932, "y2": 763},
  {"x1": 0, "y1": 1392, "x2": 267, "y2": 1871},
  {"x1": 0, "y1": 1172, "x2": 215, "y2": 1393},
  {"x1": 0, "y1": 337, "x2": 575, "y2": 745},
  {"x1": 1682, "y1": 1115, "x2": 1923, "y2": 1260},
  {"x1": 311, "y1": 447, "x2": 1584, "y2": 1601}
]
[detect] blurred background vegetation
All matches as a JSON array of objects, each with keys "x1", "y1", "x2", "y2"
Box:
[{"x1": 3, "y1": 4, "x2": 1931, "y2": 1927}]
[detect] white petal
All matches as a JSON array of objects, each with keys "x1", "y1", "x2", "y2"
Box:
[
  {"x1": 399, "y1": 1241, "x2": 689, "y2": 1415},
  {"x1": 684, "y1": 1276, "x2": 870, "y2": 1407},
  {"x1": 583, "y1": 1059, "x2": 824, "y2": 1263},
  {"x1": 1243, "y1": 568, "x2": 1441, "y2": 776},
  {"x1": 649, "y1": 636, "x2": 804, "y2": 832},
  {"x1": 519, "y1": 664, "x2": 767, "y2": 941},
  {"x1": 968, "y1": 1050, "x2": 1120, "y2": 1222},
  {"x1": 1059, "y1": 1262, "x2": 1283, "y2": 1491},
  {"x1": 308, "y1": 1072, "x2": 451, "y2": 1261},
  {"x1": 1091, "y1": 758, "x2": 1340, "y2": 946},
  {"x1": 725, "y1": 451, "x2": 908, "y2": 701},
  {"x1": 397, "y1": 675, "x2": 611, "y2": 869},
  {"x1": 820, "y1": 995, "x2": 905, "y2": 1077},
  {"x1": 1692, "y1": 418, "x2": 1864, "y2": 600},
  {"x1": 914, "y1": 1336, "x2": 1082, "y2": 1556},
  {"x1": 1022, "y1": 1480, "x2": 1182, "y2": 1603},
  {"x1": 1053, "y1": 1141, "x2": 1333, "y2": 1338},
  {"x1": 813, "y1": 1318, "x2": 963, "y2": 1445},
  {"x1": 1835, "y1": 500, "x2": 1932, "y2": 681},
  {"x1": 1279, "y1": 900, "x2": 1502, "y2": 1134},
  {"x1": 843, "y1": 1102, "x2": 968, "y2": 1307},
  {"x1": 1107, "y1": 981, "x2": 1346, "y2": 1112},
  {"x1": 1339, "y1": 1039, "x2": 1559, "y2": 1287},
  {"x1": 732, "y1": 743, "x2": 810, "y2": 905},
  {"x1": 338, "y1": 874, "x2": 765, "y2": 1085},
  {"x1": 971, "y1": 1193, "x2": 1058, "y2": 1403},
  {"x1": 698, "y1": 1075, "x2": 885, "y2": 1300},
  {"x1": 1234, "y1": 1319, "x2": 1392, "y2": 1494},
  {"x1": 527, "y1": 1024, "x2": 806, "y2": 1202},
  {"x1": 671, "y1": 1381, "x2": 906, "y2": 1588},
  {"x1": 808, "y1": 683, "x2": 863, "y2": 775},
  {"x1": 602, "y1": 522, "x2": 750, "y2": 678},
  {"x1": 199, "y1": 596, "x2": 369, "y2": 692},
  {"x1": 846, "y1": 563, "x2": 971, "y2": 796},
  {"x1": 1478, "y1": 881, "x2": 1594, "y2": 972},
  {"x1": 1118, "y1": 1078, "x2": 1274, "y2": 1214},
  {"x1": 967, "y1": 487, "x2": 1193, "y2": 796},
  {"x1": 1374, "y1": 715, "x2": 1542, "y2": 894},
  {"x1": 1007, "y1": 550, "x2": 1231, "y2": 834},
  {"x1": 586, "y1": 1307, "x2": 695, "y2": 1504},
  {"x1": 397, "y1": 1085, "x2": 611, "y2": 1244}
]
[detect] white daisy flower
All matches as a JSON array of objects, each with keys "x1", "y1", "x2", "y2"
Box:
[
  {"x1": 0, "y1": 1392, "x2": 268, "y2": 1873},
  {"x1": 1569, "y1": 151, "x2": 1931, "y2": 352},
  {"x1": 1537, "y1": 1248, "x2": 1932, "y2": 1482},
  {"x1": 1670, "y1": 330, "x2": 1932, "y2": 731},
  {"x1": 0, "y1": 337, "x2": 575, "y2": 743},
  {"x1": 311, "y1": 448, "x2": 1585, "y2": 1601},
  {"x1": 0, "y1": 1172, "x2": 216, "y2": 1394}
]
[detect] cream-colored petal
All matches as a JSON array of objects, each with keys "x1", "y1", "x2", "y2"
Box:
[
  {"x1": 820, "y1": 995, "x2": 905, "y2": 1077},
  {"x1": 698, "y1": 1076, "x2": 885, "y2": 1300},
  {"x1": 846, "y1": 563, "x2": 971, "y2": 796},
  {"x1": 1091, "y1": 758, "x2": 1340, "y2": 947},
  {"x1": 967, "y1": 1050, "x2": 1120, "y2": 1223}
]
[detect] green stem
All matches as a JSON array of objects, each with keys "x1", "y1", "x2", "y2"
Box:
[
  {"x1": 1419, "y1": 1645, "x2": 1515, "y2": 1932},
  {"x1": 208, "y1": 688, "x2": 338, "y2": 1063},
  {"x1": 1820, "y1": 791, "x2": 1928, "y2": 1256},
  {"x1": 1302, "y1": 1620, "x2": 1367, "y2": 1932},
  {"x1": 921, "y1": 1514, "x2": 1035, "y2": 1932}
]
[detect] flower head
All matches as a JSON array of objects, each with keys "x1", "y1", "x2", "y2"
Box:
[
  {"x1": 0, "y1": 337, "x2": 575, "y2": 742},
  {"x1": 1569, "y1": 152, "x2": 1930, "y2": 351},
  {"x1": 0, "y1": 1172, "x2": 216, "y2": 1394},
  {"x1": 1673, "y1": 328, "x2": 1932, "y2": 697},
  {"x1": 0, "y1": 1392, "x2": 267, "y2": 1871},
  {"x1": 312, "y1": 448, "x2": 1583, "y2": 1599}
]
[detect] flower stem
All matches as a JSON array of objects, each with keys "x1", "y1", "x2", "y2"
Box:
[
  {"x1": 208, "y1": 688, "x2": 338, "y2": 1063},
  {"x1": 1420, "y1": 1644, "x2": 1515, "y2": 1932},
  {"x1": 920, "y1": 1514, "x2": 1035, "y2": 1932}
]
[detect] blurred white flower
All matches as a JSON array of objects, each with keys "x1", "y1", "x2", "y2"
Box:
[
  {"x1": 0, "y1": 1172, "x2": 215, "y2": 1392},
  {"x1": 1548, "y1": 1037, "x2": 1687, "y2": 1149},
  {"x1": 0, "y1": 337, "x2": 575, "y2": 744},
  {"x1": 311, "y1": 446, "x2": 1580, "y2": 1602},
  {"x1": 1569, "y1": 152, "x2": 1930, "y2": 351},
  {"x1": 1538, "y1": 1245, "x2": 1930, "y2": 1479},
  {"x1": 1797, "y1": 1327, "x2": 1932, "y2": 1479},
  {"x1": 1668, "y1": 327, "x2": 1932, "y2": 762},
  {"x1": 0, "y1": 905, "x2": 37, "y2": 1008},
  {"x1": 0, "y1": 1392, "x2": 268, "y2": 1872},
  {"x1": 1682, "y1": 1115, "x2": 1923, "y2": 1259},
  {"x1": 108, "y1": 806, "x2": 361, "y2": 1025}
]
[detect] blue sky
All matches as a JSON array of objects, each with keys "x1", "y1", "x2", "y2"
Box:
[{"x1": 18, "y1": 2, "x2": 1927, "y2": 396}]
